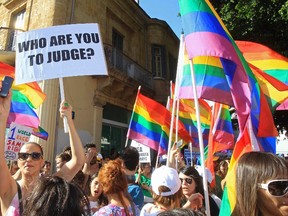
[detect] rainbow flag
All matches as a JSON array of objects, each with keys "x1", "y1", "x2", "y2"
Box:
[
  {"x1": 0, "y1": 62, "x2": 46, "y2": 128},
  {"x1": 206, "y1": 103, "x2": 234, "y2": 187},
  {"x1": 173, "y1": 98, "x2": 211, "y2": 146},
  {"x1": 220, "y1": 126, "x2": 253, "y2": 215},
  {"x1": 236, "y1": 41, "x2": 288, "y2": 84},
  {"x1": 178, "y1": 0, "x2": 251, "y2": 133},
  {"x1": 127, "y1": 91, "x2": 192, "y2": 154},
  {"x1": 237, "y1": 41, "x2": 288, "y2": 110},
  {"x1": 32, "y1": 126, "x2": 48, "y2": 140},
  {"x1": 220, "y1": 51, "x2": 278, "y2": 216}
]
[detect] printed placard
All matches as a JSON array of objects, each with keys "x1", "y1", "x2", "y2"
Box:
[
  {"x1": 131, "y1": 140, "x2": 151, "y2": 163},
  {"x1": 15, "y1": 23, "x2": 108, "y2": 85}
]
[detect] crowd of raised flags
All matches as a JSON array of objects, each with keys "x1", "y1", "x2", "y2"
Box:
[{"x1": 1, "y1": 0, "x2": 288, "y2": 215}]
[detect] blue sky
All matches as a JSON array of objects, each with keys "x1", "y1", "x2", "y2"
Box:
[{"x1": 138, "y1": 0, "x2": 182, "y2": 37}]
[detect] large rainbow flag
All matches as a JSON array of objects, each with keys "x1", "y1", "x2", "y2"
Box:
[
  {"x1": 127, "y1": 91, "x2": 192, "y2": 154},
  {"x1": 0, "y1": 62, "x2": 46, "y2": 128},
  {"x1": 178, "y1": 0, "x2": 251, "y2": 134}
]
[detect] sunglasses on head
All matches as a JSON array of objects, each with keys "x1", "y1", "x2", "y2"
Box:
[
  {"x1": 258, "y1": 179, "x2": 288, "y2": 197},
  {"x1": 180, "y1": 177, "x2": 193, "y2": 185},
  {"x1": 18, "y1": 152, "x2": 43, "y2": 161}
]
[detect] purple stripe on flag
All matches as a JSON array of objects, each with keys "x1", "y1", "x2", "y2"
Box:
[
  {"x1": 127, "y1": 129, "x2": 159, "y2": 151},
  {"x1": 178, "y1": 86, "x2": 233, "y2": 105}
]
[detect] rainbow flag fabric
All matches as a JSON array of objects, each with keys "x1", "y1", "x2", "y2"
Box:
[
  {"x1": 32, "y1": 126, "x2": 49, "y2": 141},
  {"x1": 0, "y1": 62, "x2": 46, "y2": 128},
  {"x1": 178, "y1": 0, "x2": 251, "y2": 133},
  {"x1": 127, "y1": 91, "x2": 192, "y2": 154},
  {"x1": 237, "y1": 41, "x2": 288, "y2": 110},
  {"x1": 173, "y1": 98, "x2": 211, "y2": 146}
]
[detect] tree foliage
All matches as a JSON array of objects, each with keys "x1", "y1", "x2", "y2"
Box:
[{"x1": 210, "y1": 0, "x2": 288, "y2": 56}]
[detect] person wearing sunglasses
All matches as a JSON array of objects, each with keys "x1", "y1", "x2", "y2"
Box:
[
  {"x1": 232, "y1": 151, "x2": 288, "y2": 216},
  {"x1": 178, "y1": 166, "x2": 220, "y2": 216},
  {"x1": 0, "y1": 94, "x2": 85, "y2": 216}
]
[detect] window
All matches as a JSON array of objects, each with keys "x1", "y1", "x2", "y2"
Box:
[
  {"x1": 112, "y1": 29, "x2": 124, "y2": 70},
  {"x1": 8, "y1": 9, "x2": 26, "y2": 51},
  {"x1": 112, "y1": 29, "x2": 123, "y2": 51},
  {"x1": 152, "y1": 45, "x2": 166, "y2": 78}
]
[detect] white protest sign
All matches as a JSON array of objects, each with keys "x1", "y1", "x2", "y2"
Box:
[
  {"x1": 15, "y1": 23, "x2": 108, "y2": 85},
  {"x1": 4, "y1": 123, "x2": 33, "y2": 160},
  {"x1": 131, "y1": 140, "x2": 151, "y2": 163}
]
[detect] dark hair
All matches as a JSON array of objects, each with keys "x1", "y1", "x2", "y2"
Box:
[
  {"x1": 56, "y1": 152, "x2": 71, "y2": 162},
  {"x1": 84, "y1": 143, "x2": 96, "y2": 150},
  {"x1": 121, "y1": 146, "x2": 139, "y2": 171},
  {"x1": 21, "y1": 142, "x2": 43, "y2": 155},
  {"x1": 157, "y1": 208, "x2": 205, "y2": 216},
  {"x1": 23, "y1": 176, "x2": 90, "y2": 216},
  {"x1": 179, "y1": 166, "x2": 204, "y2": 196}
]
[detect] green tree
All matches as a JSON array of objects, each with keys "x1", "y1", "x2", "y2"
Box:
[{"x1": 210, "y1": 0, "x2": 288, "y2": 56}]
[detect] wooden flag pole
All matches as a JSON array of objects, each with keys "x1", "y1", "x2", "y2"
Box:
[
  {"x1": 189, "y1": 60, "x2": 211, "y2": 216},
  {"x1": 59, "y1": 78, "x2": 69, "y2": 133}
]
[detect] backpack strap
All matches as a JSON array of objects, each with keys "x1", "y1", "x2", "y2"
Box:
[{"x1": 16, "y1": 181, "x2": 23, "y2": 216}]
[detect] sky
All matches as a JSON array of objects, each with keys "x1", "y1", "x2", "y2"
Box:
[{"x1": 138, "y1": 0, "x2": 182, "y2": 38}]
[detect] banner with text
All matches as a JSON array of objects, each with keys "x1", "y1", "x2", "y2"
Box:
[
  {"x1": 15, "y1": 23, "x2": 108, "y2": 85},
  {"x1": 5, "y1": 123, "x2": 33, "y2": 161},
  {"x1": 131, "y1": 140, "x2": 151, "y2": 163}
]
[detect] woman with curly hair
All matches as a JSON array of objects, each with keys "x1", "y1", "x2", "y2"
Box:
[{"x1": 93, "y1": 159, "x2": 139, "y2": 216}]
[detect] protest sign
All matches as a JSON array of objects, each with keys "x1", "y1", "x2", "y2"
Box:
[
  {"x1": 130, "y1": 140, "x2": 151, "y2": 163},
  {"x1": 4, "y1": 123, "x2": 33, "y2": 160},
  {"x1": 15, "y1": 23, "x2": 108, "y2": 85}
]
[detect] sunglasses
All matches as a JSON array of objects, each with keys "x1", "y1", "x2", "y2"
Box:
[
  {"x1": 18, "y1": 152, "x2": 43, "y2": 161},
  {"x1": 258, "y1": 179, "x2": 288, "y2": 197},
  {"x1": 180, "y1": 177, "x2": 193, "y2": 185}
]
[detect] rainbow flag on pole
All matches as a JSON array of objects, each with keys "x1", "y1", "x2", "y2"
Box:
[
  {"x1": 178, "y1": 0, "x2": 251, "y2": 133},
  {"x1": 127, "y1": 91, "x2": 192, "y2": 154}
]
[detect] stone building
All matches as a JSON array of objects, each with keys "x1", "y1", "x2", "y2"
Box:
[{"x1": 0, "y1": 0, "x2": 179, "y2": 164}]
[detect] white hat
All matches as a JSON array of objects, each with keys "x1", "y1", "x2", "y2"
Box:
[
  {"x1": 195, "y1": 165, "x2": 213, "y2": 184},
  {"x1": 151, "y1": 166, "x2": 181, "y2": 197}
]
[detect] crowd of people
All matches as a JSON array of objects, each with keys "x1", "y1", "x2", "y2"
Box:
[{"x1": 1, "y1": 87, "x2": 288, "y2": 216}]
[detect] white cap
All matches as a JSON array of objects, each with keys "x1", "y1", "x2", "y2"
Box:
[
  {"x1": 151, "y1": 166, "x2": 181, "y2": 197},
  {"x1": 195, "y1": 165, "x2": 213, "y2": 184}
]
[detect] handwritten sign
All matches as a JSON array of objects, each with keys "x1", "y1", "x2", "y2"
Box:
[
  {"x1": 4, "y1": 123, "x2": 33, "y2": 160},
  {"x1": 15, "y1": 23, "x2": 108, "y2": 85}
]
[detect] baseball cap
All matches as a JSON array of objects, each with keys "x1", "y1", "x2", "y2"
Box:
[
  {"x1": 151, "y1": 166, "x2": 181, "y2": 197},
  {"x1": 195, "y1": 165, "x2": 213, "y2": 184}
]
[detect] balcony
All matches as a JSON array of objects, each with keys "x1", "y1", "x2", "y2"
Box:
[
  {"x1": 104, "y1": 44, "x2": 153, "y2": 89},
  {"x1": 0, "y1": 27, "x2": 24, "y2": 65}
]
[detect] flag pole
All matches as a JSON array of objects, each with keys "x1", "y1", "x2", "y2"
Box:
[
  {"x1": 59, "y1": 78, "x2": 69, "y2": 133},
  {"x1": 189, "y1": 60, "x2": 211, "y2": 216},
  {"x1": 166, "y1": 35, "x2": 185, "y2": 166},
  {"x1": 126, "y1": 86, "x2": 141, "y2": 147}
]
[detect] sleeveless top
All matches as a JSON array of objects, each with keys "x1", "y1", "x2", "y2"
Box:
[
  {"x1": 4, "y1": 192, "x2": 20, "y2": 216},
  {"x1": 5, "y1": 181, "x2": 22, "y2": 216}
]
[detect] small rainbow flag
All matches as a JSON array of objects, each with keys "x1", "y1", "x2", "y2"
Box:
[
  {"x1": 32, "y1": 126, "x2": 49, "y2": 141},
  {"x1": 0, "y1": 62, "x2": 46, "y2": 128}
]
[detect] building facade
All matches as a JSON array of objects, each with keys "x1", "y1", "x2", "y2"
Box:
[{"x1": 0, "y1": 0, "x2": 179, "y2": 164}]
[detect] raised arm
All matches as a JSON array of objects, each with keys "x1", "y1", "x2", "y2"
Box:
[
  {"x1": 0, "y1": 90, "x2": 17, "y2": 212},
  {"x1": 54, "y1": 101, "x2": 85, "y2": 182}
]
